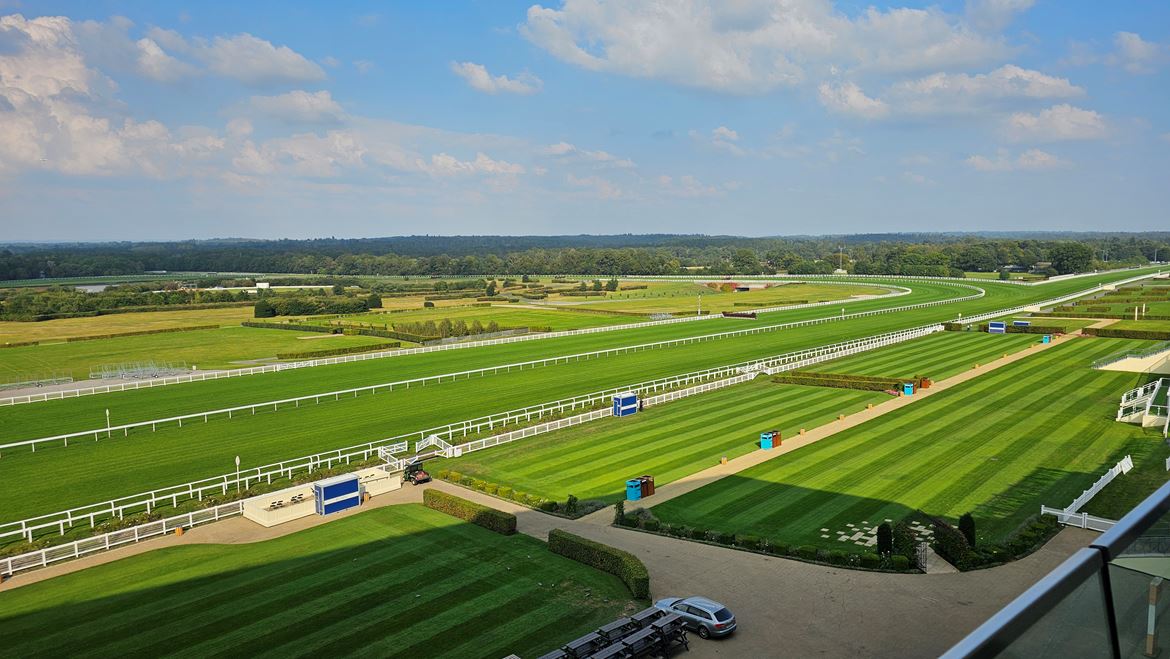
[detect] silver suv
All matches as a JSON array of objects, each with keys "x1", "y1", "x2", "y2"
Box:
[{"x1": 654, "y1": 596, "x2": 737, "y2": 639}]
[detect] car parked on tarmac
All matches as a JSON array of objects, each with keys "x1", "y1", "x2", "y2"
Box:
[{"x1": 653, "y1": 596, "x2": 737, "y2": 639}]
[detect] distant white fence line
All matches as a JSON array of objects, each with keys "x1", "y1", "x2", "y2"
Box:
[
  {"x1": 0, "y1": 281, "x2": 915, "y2": 407},
  {"x1": 0, "y1": 501, "x2": 244, "y2": 577},
  {"x1": 640, "y1": 265, "x2": 1161, "y2": 288},
  {"x1": 1, "y1": 285, "x2": 982, "y2": 455}
]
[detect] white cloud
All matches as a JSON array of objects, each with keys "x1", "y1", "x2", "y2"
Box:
[
  {"x1": 1005, "y1": 104, "x2": 1107, "y2": 142},
  {"x1": 353, "y1": 59, "x2": 375, "y2": 74},
  {"x1": 0, "y1": 14, "x2": 220, "y2": 177},
  {"x1": 567, "y1": 173, "x2": 622, "y2": 198},
  {"x1": 656, "y1": 174, "x2": 720, "y2": 198},
  {"x1": 226, "y1": 117, "x2": 253, "y2": 139},
  {"x1": 321, "y1": 55, "x2": 340, "y2": 68},
  {"x1": 1108, "y1": 32, "x2": 1163, "y2": 74},
  {"x1": 249, "y1": 90, "x2": 345, "y2": 124},
  {"x1": 965, "y1": 0, "x2": 1035, "y2": 32},
  {"x1": 420, "y1": 152, "x2": 525, "y2": 176},
  {"x1": 966, "y1": 148, "x2": 1069, "y2": 171},
  {"x1": 148, "y1": 29, "x2": 325, "y2": 85},
  {"x1": 900, "y1": 171, "x2": 933, "y2": 185},
  {"x1": 134, "y1": 37, "x2": 195, "y2": 82},
  {"x1": 450, "y1": 61, "x2": 542, "y2": 95},
  {"x1": 817, "y1": 81, "x2": 889, "y2": 119},
  {"x1": 712, "y1": 126, "x2": 739, "y2": 142},
  {"x1": 887, "y1": 65, "x2": 1082, "y2": 115},
  {"x1": 539, "y1": 142, "x2": 634, "y2": 167}
]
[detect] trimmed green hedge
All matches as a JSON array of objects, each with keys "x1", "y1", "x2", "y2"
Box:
[
  {"x1": 1083, "y1": 327, "x2": 1170, "y2": 340},
  {"x1": 63, "y1": 324, "x2": 220, "y2": 343},
  {"x1": 274, "y1": 342, "x2": 401, "y2": 359},
  {"x1": 0, "y1": 340, "x2": 39, "y2": 348},
  {"x1": 548, "y1": 528, "x2": 649, "y2": 598},
  {"x1": 773, "y1": 371, "x2": 905, "y2": 391},
  {"x1": 241, "y1": 321, "x2": 337, "y2": 333},
  {"x1": 422, "y1": 489, "x2": 516, "y2": 535}
]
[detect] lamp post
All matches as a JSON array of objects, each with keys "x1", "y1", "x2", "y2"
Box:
[{"x1": 235, "y1": 455, "x2": 241, "y2": 493}]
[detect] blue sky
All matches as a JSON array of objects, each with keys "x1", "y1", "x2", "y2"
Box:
[{"x1": 0, "y1": 1, "x2": 1167, "y2": 240}]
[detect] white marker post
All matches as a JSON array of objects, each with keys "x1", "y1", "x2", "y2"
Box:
[
  {"x1": 105, "y1": 408, "x2": 111, "y2": 438},
  {"x1": 235, "y1": 455, "x2": 241, "y2": 493}
]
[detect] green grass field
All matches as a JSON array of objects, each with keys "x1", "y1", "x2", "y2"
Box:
[
  {"x1": 1110, "y1": 320, "x2": 1170, "y2": 332},
  {"x1": 650, "y1": 337, "x2": 1165, "y2": 550},
  {"x1": 310, "y1": 304, "x2": 639, "y2": 331},
  {"x1": 815, "y1": 331, "x2": 1039, "y2": 380},
  {"x1": 0, "y1": 327, "x2": 396, "y2": 381},
  {"x1": 569, "y1": 282, "x2": 890, "y2": 314},
  {"x1": 0, "y1": 505, "x2": 636, "y2": 658},
  {"x1": 0, "y1": 272, "x2": 1158, "y2": 528},
  {"x1": 0, "y1": 306, "x2": 257, "y2": 343},
  {"x1": 443, "y1": 378, "x2": 885, "y2": 503}
]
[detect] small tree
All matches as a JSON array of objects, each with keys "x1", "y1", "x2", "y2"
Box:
[
  {"x1": 959, "y1": 513, "x2": 977, "y2": 547},
  {"x1": 998, "y1": 268, "x2": 1011, "y2": 281},
  {"x1": 892, "y1": 521, "x2": 916, "y2": 559},
  {"x1": 366, "y1": 293, "x2": 382, "y2": 309},
  {"x1": 485, "y1": 280, "x2": 497, "y2": 296},
  {"x1": 613, "y1": 499, "x2": 625, "y2": 525},
  {"x1": 578, "y1": 281, "x2": 587, "y2": 291},
  {"x1": 438, "y1": 318, "x2": 453, "y2": 338},
  {"x1": 487, "y1": 320, "x2": 499, "y2": 333},
  {"x1": 592, "y1": 279, "x2": 603, "y2": 292},
  {"x1": 605, "y1": 276, "x2": 619, "y2": 291},
  {"x1": 877, "y1": 522, "x2": 893, "y2": 555},
  {"x1": 521, "y1": 274, "x2": 531, "y2": 283},
  {"x1": 566, "y1": 494, "x2": 578, "y2": 515},
  {"x1": 331, "y1": 284, "x2": 345, "y2": 295},
  {"x1": 253, "y1": 299, "x2": 276, "y2": 318}
]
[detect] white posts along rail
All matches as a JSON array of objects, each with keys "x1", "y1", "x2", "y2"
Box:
[
  {"x1": 0, "y1": 323, "x2": 944, "y2": 545},
  {"x1": 0, "y1": 501, "x2": 244, "y2": 577},
  {"x1": 0, "y1": 282, "x2": 913, "y2": 407},
  {"x1": 1039, "y1": 506, "x2": 1117, "y2": 532},
  {"x1": 955, "y1": 270, "x2": 1166, "y2": 327},
  {"x1": 2, "y1": 288, "x2": 981, "y2": 454}
]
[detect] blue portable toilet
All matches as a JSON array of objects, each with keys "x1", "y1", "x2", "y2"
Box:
[
  {"x1": 902, "y1": 383, "x2": 915, "y2": 396},
  {"x1": 760, "y1": 431, "x2": 774, "y2": 450},
  {"x1": 613, "y1": 392, "x2": 638, "y2": 417},
  {"x1": 1042, "y1": 334, "x2": 1051, "y2": 344},
  {"x1": 313, "y1": 473, "x2": 361, "y2": 516},
  {"x1": 626, "y1": 479, "x2": 643, "y2": 501}
]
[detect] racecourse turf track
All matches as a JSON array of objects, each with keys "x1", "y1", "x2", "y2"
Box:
[
  {"x1": 0, "y1": 272, "x2": 1158, "y2": 530},
  {"x1": 649, "y1": 337, "x2": 1164, "y2": 548},
  {"x1": 0, "y1": 505, "x2": 636, "y2": 658}
]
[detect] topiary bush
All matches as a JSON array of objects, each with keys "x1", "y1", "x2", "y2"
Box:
[
  {"x1": 860, "y1": 552, "x2": 881, "y2": 568},
  {"x1": 736, "y1": 535, "x2": 761, "y2": 551},
  {"x1": 717, "y1": 531, "x2": 736, "y2": 545},
  {"x1": 877, "y1": 522, "x2": 893, "y2": 555},
  {"x1": 826, "y1": 549, "x2": 847, "y2": 565},
  {"x1": 959, "y1": 513, "x2": 977, "y2": 547},
  {"x1": 497, "y1": 486, "x2": 513, "y2": 499},
  {"x1": 892, "y1": 521, "x2": 916, "y2": 560},
  {"x1": 484, "y1": 484, "x2": 498, "y2": 496},
  {"x1": 445, "y1": 471, "x2": 462, "y2": 483},
  {"x1": 690, "y1": 528, "x2": 709, "y2": 541},
  {"x1": 796, "y1": 545, "x2": 818, "y2": 560},
  {"x1": 643, "y1": 519, "x2": 661, "y2": 532},
  {"x1": 436, "y1": 469, "x2": 450, "y2": 480},
  {"x1": 890, "y1": 555, "x2": 911, "y2": 571},
  {"x1": 548, "y1": 529, "x2": 649, "y2": 599},
  {"x1": 422, "y1": 489, "x2": 516, "y2": 535}
]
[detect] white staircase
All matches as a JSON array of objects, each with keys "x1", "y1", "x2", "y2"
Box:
[{"x1": 1116, "y1": 378, "x2": 1169, "y2": 437}]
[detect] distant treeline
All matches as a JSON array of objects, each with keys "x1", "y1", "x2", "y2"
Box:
[{"x1": 1, "y1": 233, "x2": 1167, "y2": 280}]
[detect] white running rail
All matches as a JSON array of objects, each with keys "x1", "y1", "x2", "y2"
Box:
[
  {"x1": 1040, "y1": 506, "x2": 1117, "y2": 532},
  {"x1": 1, "y1": 288, "x2": 981, "y2": 454},
  {"x1": 0, "y1": 282, "x2": 914, "y2": 407},
  {"x1": 0, "y1": 501, "x2": 244, "y2": 577},
  {"x1": 1064, "y1": 455, "x2": 1133, "y2": 514}
]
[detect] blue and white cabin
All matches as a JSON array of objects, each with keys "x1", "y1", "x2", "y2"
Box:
[
  {"x1": 613, "y1": 392, "x2": 638, "y2": 417},
  {"x1": 988, "y1": 321, "x2": 1007, "y2": 334},
  {"x1": 313, "y1": 473, "x2": 361, "y2": 516}
]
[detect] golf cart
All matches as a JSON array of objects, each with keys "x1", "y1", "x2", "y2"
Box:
[{"x1": 402, "y1": 460, "x2": 431, "y2": 486}]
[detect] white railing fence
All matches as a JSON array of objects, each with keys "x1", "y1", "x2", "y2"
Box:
[
  {"x1": 0, "y1": 501, "x2": 243, "y2": 577},
  {"x1": 0, "y1": 281, "x2": 917, "y2": 407},
  {"x1": 1065, "y1": 455, "x2": 1133, "y2": 514},
  {"x1": 1040, "y1": 506, "x2": 1117, "y2": 532},
  {"x1": 2, "y1": 285, "x2": 984, "y2": 455}
]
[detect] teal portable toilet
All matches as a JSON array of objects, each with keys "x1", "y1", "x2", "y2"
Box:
[
  {"x1": 626, "y1": 479, "x2": 642, "y2": 501},
  {"x1": 1042, "y1": 334, "x2": 1051, "y2": 344},
  {"x1": 902, "y1": 382, "x2": 914, "y2": 396},
  {"x1": 760, "y1": 431, "x2": 774, "y2": 450}
]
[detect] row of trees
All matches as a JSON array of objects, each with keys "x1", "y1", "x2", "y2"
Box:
[{"x1": 2, "y1": 235, "x2": 1165, "y2": 280}]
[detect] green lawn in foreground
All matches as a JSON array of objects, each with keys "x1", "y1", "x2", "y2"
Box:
[
  {"x1": 651, "y1": 338, "x2": 1165, "y2": 550},
  {"x1": 814, "y1": 331, "x2": 1038, "y2": 381},
  {"x1": 0, "y1": 326, "x2": 396, "y2": 381},
  {"x1": 443, "y1": 377, "x2": 885, "y2": 503},
  {"x1": 0, "y1": 505, "x2": 636, "y2": 659}
]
